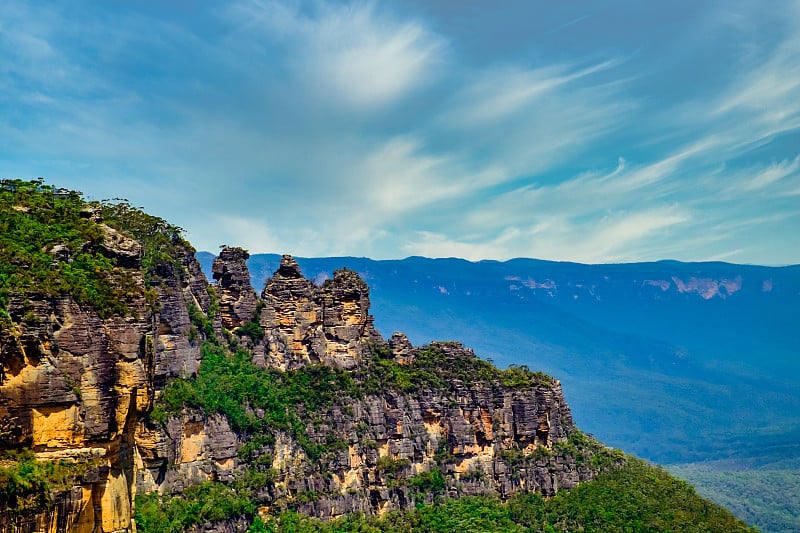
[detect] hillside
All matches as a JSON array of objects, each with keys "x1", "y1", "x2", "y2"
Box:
[
  {"x1": 200, "y1": 253, "x2": 800, "y2": 462},
  {"x1": 195, "y1": 253, "x2": 799, "y2": 531},
  {"x1": 0, "y1": 180, "x2": 756, "y2": 532}
]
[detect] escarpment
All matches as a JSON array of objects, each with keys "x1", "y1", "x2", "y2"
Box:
[
  {"x1": 0, "y1": 226, "x2": 210, "y2": 531},
  {"x1": 133, "y1": 252, "x2": 610, "y2": 527},
  {"x1": 1, "y1": 224, "x2": 608, "y2": 532},
  {"x1": 0, "y1": 182, "x2": 604, "y2": 533}
]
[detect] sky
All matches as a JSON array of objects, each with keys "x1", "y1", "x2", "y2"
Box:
[{"x1": 1, "y1": 0, "x2": 799, "y2": 264}]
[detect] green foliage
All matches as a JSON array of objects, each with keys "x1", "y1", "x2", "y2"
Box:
[
  {"x1": 408, "y1": 467, "x2": 447, "y2": 506},
  {"x1": 135, "y1": 480, "x2": 256, "y2": 533},
  {"x1": 500, "y1": 364, "x2": 553, "y2": 389},
  {"x1": 360, "y1": 343, "x2": 553, "y2": 394},
  {"x1": 247, "y1": 516, "x2": 271, "y2": 533},
  {"x1": 0, "y1": 179, "x2": 188, "y2": 323},
  {"x1": 149, "y1": 404, "x2": 168, "y2": 425},
  {"x1": 537, "y1": 458, "x2": 758, "y2": 533},
  {"x1": 236, "y1": 320, "x2": 265, "y2": 343},
  {"x1": 376, "y1": 456, "x2": 410, "y2": 487},
  {"x1": 669, "y1": 463, "x2": 800, "y2": 533},
  {"x1": 99, "y1": 199, "x2": 189, "y2": 282},
  {"x1": 408, "y1": 467, "x2": 446, "y2": 493},
  {"x1": 0, "y1": 449, "x2": 96, "y2": 520},
  {"x1": 590, "y1": 444, "x2": 626, "y2": 470},
  {"x1": 157, "y1": 341, "x2": 361, "y2": 460},
  {"x1": 1, "y1": 180, "x2": 122, "y2": 318},
  {"x1": 188, "y1": 303, "x2": 215, "y2": 338}
]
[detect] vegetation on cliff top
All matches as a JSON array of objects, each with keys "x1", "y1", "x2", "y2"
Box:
[
  {"x1": 362, "y1": 341, "x2": 554, "y2": 393},
  {"x1": 0, "y1": 178, "x2": 188, "y2": 324}
]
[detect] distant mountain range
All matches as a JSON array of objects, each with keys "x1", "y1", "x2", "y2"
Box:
[{"x1": 197, "y1": 252, "x2": 800, "y2": 467}]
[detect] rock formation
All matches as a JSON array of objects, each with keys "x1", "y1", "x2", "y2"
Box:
[
  {"x1": 0, "y1": 238, "x2": 209, "y2": 532},
  {"x1": 259, "y1": 254, "x2": 382, "y2": 370},
  {"x1": 0, "y1": 221, "x2": 605, "y2": 532},
  {"x1": 212, "y1": 246, "x2": 259, "y2": 330},
  {"x1": 138, "y1": 256, "x2": 601, "y2": 523}
]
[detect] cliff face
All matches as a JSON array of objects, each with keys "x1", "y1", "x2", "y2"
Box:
[
  {"x1": 258, "y1": 255, "x2": 383, "y2": 370},
  {"x1": 0, "y1": 229, "x2": 210, "y2": 532},
  {"x1": 261, "y1": 368, "x2": 585, "y2": 519},
  {"x1": 132, "y1": 253, "x2": 599, "y2": 526},
  {"x1": 0, "y1": 237, "x2": 603, "y2": 532}
]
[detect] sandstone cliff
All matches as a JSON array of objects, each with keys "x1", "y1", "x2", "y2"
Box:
[
  {"x1": 0, "y1": 227, "x2": 210, "y2": 532},
  {"x1": 176, "y1": 254, "x2": 605, "y2": 523},
  {"x1": 0, "y1": 187, "x2": 611, "y2": 532}
]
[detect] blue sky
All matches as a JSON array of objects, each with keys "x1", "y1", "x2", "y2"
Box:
[{"x1": 1, "y1": 1, "x2": 799, "y2": 264}]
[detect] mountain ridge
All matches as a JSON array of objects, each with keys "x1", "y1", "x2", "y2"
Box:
[
  {"x1": 0, "y1": 181, "x2": 760, "y2": 531},
  {"x1": 196, "y1": 251, "x2": 800, "y2": 531},
  {"x1": 196, "y1": 252, "x2": 800, "y2": 459}
]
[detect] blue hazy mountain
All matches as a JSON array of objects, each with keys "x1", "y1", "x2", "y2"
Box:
[{"x1": 197, "y1": 252, "x2": 800, "y2": 468}]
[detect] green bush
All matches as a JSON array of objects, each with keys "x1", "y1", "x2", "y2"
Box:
[
  {"x1": 156, "y1": 341, "x2": 361, "y2": 459},
  {"x1": 0, "y1": 449, "x2": 97, "y2": 519},
  {"x1": 235, "y1": 321, "x2": 265, "y2": 343},
  {"x1": 359, "y1": 343, "x2": 554, "y2": 395},
  {"x1": 0, "y1": 179, "x2": 188, "y2": 321},
  {"x1": 135, "y1": 481, "x2": 256, "y2": 533}
]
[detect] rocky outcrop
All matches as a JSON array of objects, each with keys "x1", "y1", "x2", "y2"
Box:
[
  {"x1": 259, "y1": 254, "x2": 325, "y2": 369},
  {"x1": 212, "y1": 246, "x2": 259, "y2": 329},
  {"x1": 0, "y1": 242, "x2": 210, "y2": 533},
  {"x1": 262, "y1": 371, "x2": 586, "y2": 519},
  {"x1": 135, "y1": 410, "x2": 238, "y2": 495},
  {"x1": 97, "y1": 223, "x2": 143, "y2": 268},
  {"x1": 259, "y1": 255, "x2": 382, "y2": 370},
  {"x1": 1, "y1": 247, "x2": 607, "y2": 531},
  {"x1": 389, "y1": 332, "x2": 414, "y2": 365}
]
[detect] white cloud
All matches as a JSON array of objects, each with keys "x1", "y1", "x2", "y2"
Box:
[
  {"x1": 308, "y1": 8, "x2": 442, "y2": 108},
  {"x1": 447, "y1": 60, "x2": 618, "y2": 127},
  {"x1": 432, "y1": 59, "x2": 634, "y2": 180},
  {"x1": 234, "y1": 0, "x2": 444, "y2": 110},
  {"x1": 402, "y1": 228, "x2": 523, "y2": 261},
  {"x1": 706, "y1": 4, "x2": 800, "y2": 151},
  {"x1": 730, "y1": 156, "x2": 800, "y2": 192},
  {"x1": 204, "y1": 214, "x2": 291, "y2": 255},
  {"x1": 403, "y1": 206, "x2": 690, "y2": 263},
  {"x1": 354, "y1": 136, "x2": 506, "y2": 215}
]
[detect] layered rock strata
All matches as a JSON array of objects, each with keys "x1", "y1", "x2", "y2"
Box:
[
  {"x1": 143, "y1": 255, "x2": 601, "y2": 522},
  {"x1": 0, "y1": 242, "x2": 209, "y2": 532},
  {"x1": 1, "y1": 249, "x2": 603, "y2": 531},
  {"x1": 212, "y1": 246, "x2": 259, "y2": 330},
  {"x1": 260, "y1": 255, "x2": 382, "y2": 370}
]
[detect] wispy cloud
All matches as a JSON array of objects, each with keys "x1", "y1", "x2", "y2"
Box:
[
  {"x1": 404, "y1": 206, "x2": 690, "y2": 263},
  {"x1": 444, "y1": 60, "x2": 618, "y2": 127},
  {"x1": 230, "y1": 0, "x2": 445, "y2": 110},
  {"x1": 723, "y1": 156, "x2": 800, "y2": 193},
  {"x1": 0, "y1": 0, "x2": 798, "y2": 264}
]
